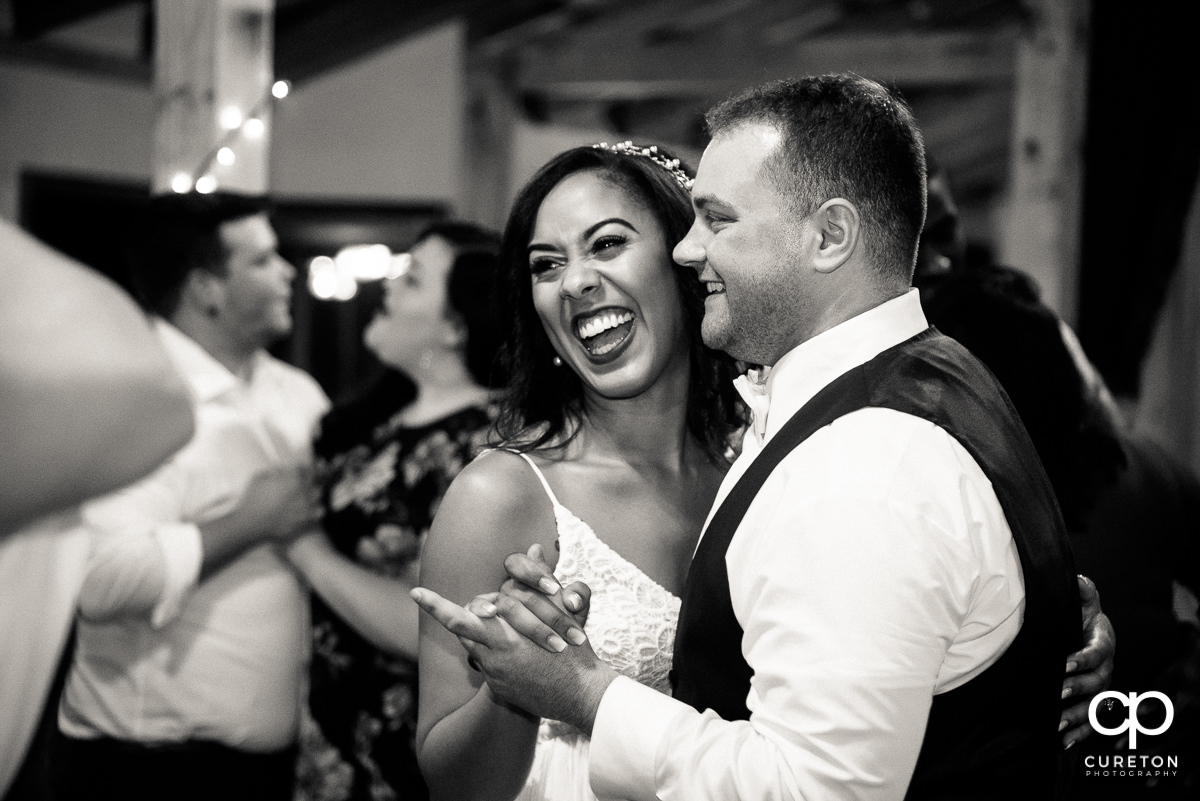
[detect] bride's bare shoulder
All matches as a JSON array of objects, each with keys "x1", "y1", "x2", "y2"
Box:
[
  {"x1": 445, "y1": 448, "x2": 547, "y2": 508},
  {"x1": 426, "y1": 448, "x2": 557, "y2": 560}
]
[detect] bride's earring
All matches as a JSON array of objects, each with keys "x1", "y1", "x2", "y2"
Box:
[{"x1": 552, "y1": 356, "x2": 564, "y2": 367}]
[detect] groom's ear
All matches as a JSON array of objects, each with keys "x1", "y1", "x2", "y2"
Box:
[{"x1": 811, "y1": 198, "x2": 860, "y2": 274}]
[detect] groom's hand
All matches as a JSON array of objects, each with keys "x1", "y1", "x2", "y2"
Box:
[
  {"x1": 488, "y1": 544, "x2": 592, "y2": 652},
  {"x1": 411, "y1": 586, "x2": 617, "y2": 733}
]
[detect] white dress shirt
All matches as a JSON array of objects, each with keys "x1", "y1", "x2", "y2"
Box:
[
  {"x1": 58, "y1": 320, "x2": 329, "y2": 751},
  {"x1": 0, "y1": 510, "x2": 90, "y2": 793},
  {"x1": 589, "y1": 290, "x2": 1025, "y2": 801}
]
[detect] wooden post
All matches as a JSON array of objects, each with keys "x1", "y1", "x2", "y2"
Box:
[
  {"x1": 999, "y1": 0, "x2": 1090, "y2": 323},
  {"x1": 461, "y1": 51, "x2": 519, "y2": 232},
  {"x1": 152, "y1": 0, "x2": 275, "y2": 194}
]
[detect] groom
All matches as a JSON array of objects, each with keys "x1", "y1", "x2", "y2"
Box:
[{"x1": 416, "y1": 74, "x2": 1083, "y2": 799}]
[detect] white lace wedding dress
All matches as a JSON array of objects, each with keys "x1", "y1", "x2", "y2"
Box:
[{"x1": 512, "y1": 454, "x2": 681, "y2": 801}]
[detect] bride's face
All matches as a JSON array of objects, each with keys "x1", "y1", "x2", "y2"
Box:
[{"x1": 527, "y1": 169, "x2": 691, "y2": 401}]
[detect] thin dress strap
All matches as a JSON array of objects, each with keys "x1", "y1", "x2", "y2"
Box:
[{"x1": 514, "y1": 452, "x2": 563, "y2": 508}]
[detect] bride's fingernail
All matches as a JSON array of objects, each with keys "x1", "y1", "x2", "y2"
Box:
[
  {"x1": 548, "y1": 635, "x2": 567, "y2": 652},
  {"x1": 539, "y1": 577, "x2": 561, "y2": 595},
  {"x1": 566, "y1": 627, "x2": 586, "y2": 645}
]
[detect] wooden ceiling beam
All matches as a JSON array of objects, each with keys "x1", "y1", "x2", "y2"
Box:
[
  {"x1": 517, "y1": 27, "x2": 1019, "y2": 101},
  {"x1": 0, "y1": 37, "x2": 150, "y2": 82},
  {"x1": 273, "y1": 0, "x2": 478, "y2": 84}
]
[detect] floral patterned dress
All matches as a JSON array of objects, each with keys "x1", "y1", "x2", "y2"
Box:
[{"x1": 296, "y1": 395, "x2": 494, "y2": 801}]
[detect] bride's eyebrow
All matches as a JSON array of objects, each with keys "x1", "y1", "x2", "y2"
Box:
[
  {"x1": 527, "y1": 218, "x2": 639, "y2": 255},
  {"x1": 583, "y1": 218, "x2": 638, "y2": 238}
]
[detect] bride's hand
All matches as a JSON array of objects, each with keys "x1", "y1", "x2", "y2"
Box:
[
  {"x1": 410, "y1": 584, "x2": 615, "y2": 731},
  {"x1": 1060, "y1": 575, "x2": 1116, "y2": 749}
]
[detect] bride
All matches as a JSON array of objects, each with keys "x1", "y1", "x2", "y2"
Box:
[{"x1": 415, "y1": 141, "x2": 743, "y2": 801}]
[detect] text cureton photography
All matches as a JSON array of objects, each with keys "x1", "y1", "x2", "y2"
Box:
[{"x1": 1082, "y1": 690, "x2": 1183, "y2": 783}]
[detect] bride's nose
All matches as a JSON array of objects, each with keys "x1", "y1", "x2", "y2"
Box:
[{"x1": 559, "y1": 259, "x2": 601, "y2": 299}]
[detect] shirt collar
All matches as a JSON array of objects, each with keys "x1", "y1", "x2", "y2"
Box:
[
  {"x1": 153, "y1": 318, "x2": 248, "y2": 403},
  {"x1": 743, "y1": 288, "x2": 929, "y2": 445}
]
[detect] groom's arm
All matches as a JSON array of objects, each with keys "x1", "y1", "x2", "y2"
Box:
[{"x1": 591, "y1": 417, "x2": 1011, "y2": 801}]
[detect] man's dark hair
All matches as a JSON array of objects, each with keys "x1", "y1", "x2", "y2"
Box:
[
  {"x1": 705, "y1": 74, "x2": 927, "y2": 284},
  {"x1": 126, "y1": 191, "x2": 272, "y2": 317}
]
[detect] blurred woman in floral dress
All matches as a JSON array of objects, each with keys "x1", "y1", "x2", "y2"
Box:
[{"x1": 286, "y1": 222, "x2": 503, "y2": 800}]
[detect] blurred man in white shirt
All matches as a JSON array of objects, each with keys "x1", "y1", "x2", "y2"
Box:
[{"x1": 54, "y1": 193, "x2": 329, "y2": 801}]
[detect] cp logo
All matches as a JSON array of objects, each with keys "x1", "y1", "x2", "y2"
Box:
[{"x1": 1089, "y1": 691, "x2": 1174, "y2": 749}]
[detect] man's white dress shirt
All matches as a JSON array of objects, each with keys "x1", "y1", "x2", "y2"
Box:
[
  {"x1": 0, "y1": 511, "x2": 90, "y2": 793},
  {"x1": 589, "y1": 290, "x2": 1026, "y2": 801},
  {"x1": 58, "y1": 320, "x2": 329, "y2": 751}
]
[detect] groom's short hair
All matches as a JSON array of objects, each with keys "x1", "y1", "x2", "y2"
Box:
[{"x1": 705, "y1": 74, "x2": 928, "y2": 283}]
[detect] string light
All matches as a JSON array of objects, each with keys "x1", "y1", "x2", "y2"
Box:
[
  {"x1": 307, "y1": 255, "x2": 357, "y2": 301},
  {"x1": 335, "y1": 244, "x2": 392, "y2": 281},
  {"x1": 173, "y1": 79, "x2": 290, "y2": 194},
  {"x1": 218, "y1": 105, "x2": 243, "y2": 130},
  {"x1": 170, "y1": 172, "x2": 194, "y2": 193},
  {"x1": 242, "y1": 118, "x2": 265, "y2": 139},
  {"x1": 304, "y1": 247, "x2": 414, "y2": 301}
]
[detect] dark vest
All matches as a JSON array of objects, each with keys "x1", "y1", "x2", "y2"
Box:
[{"x1": 671, "y1": 328, "x2": 1079, "y2": 799}]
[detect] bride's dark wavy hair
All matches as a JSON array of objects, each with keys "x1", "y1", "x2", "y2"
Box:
[{"x1": 493, "y1": 144, "x2": 746, "y2": 461}]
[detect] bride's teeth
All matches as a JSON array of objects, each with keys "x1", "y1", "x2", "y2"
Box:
[{"x1": 577, "y1": 311, "x2": 633, "y2": 339}]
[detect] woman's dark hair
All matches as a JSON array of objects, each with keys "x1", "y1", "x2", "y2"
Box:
[
  {"x1": 446, "y1": 249, "x2": 505, "y2": 388},
  {"x1": 493, "y1": 144, "x2": 746, "y2": 461}
]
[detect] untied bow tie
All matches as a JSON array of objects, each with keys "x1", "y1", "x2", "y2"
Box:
[{"x1": 733, "y1": 367, "x2": 771, "y2": 445}]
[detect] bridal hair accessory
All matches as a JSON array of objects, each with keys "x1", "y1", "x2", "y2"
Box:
[{"x1": 592, "y1": 141, "x2": 694, "y2": 191}]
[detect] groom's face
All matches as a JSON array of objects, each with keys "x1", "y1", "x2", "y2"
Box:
[{"x1": 673, "y1": 123, "x2": 813, "y2": 367}]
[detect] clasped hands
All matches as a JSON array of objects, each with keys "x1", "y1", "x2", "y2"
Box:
[
  {"x1": 411, "y1": 544, "x2": 617, "y2": 734},
  {"x1": 413, "y1": 550, "x2": 1115, "y2": 749}
]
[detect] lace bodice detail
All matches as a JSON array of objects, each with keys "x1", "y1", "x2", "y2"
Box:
[
  {"x1": 516, "y1": 455, "x2": 679, "y2": 692},
  {"x1": 552, "y1": 504, "x2": 680, "y2": 694},
  {"x1": 513, "y1": 455, "x2": 681, "y2": 800}
]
